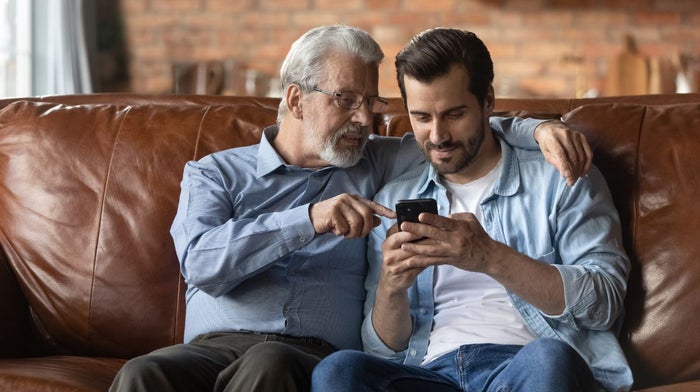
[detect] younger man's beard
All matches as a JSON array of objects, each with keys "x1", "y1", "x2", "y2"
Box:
[{"x1": 421, "y1": 122, "x2": 486, "y2": 175}]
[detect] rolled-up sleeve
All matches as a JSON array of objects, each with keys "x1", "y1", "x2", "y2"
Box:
[{"x1": 545, "y1": 167, "x2": 630, "y2": 330}]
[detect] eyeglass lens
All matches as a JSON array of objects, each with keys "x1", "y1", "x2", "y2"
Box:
[{"x1": 336, "y1": 92, "x2": 386, "y2": 113}]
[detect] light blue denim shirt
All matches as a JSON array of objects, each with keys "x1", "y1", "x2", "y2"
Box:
[
  {"x1": 170, "y1": 117, "x2": 544, "y2": 351},
  {"x1": 362, "y1": 137, "x2": 633, "y2": 391}
]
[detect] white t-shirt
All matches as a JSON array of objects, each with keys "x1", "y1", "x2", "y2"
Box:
[{"x1": 423, "y1": 159, "x2": 537, "y2": 364}]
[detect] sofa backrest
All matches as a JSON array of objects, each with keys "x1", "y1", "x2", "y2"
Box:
[{"x1": 0, "y1": 93, "x2": 699, "y2": 389}]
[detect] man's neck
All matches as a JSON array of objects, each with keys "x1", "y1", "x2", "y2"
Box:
[
  {"x1": 442, "y1": 132, "x2": 502, "y2": 185},
  {"x1": 272, "y1": 124, "x2": 328, "y2": 169}
]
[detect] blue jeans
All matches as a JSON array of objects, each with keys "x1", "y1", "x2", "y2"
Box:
[{"x1": 312, "y1": 338, "x2": 598, "y2": 392}]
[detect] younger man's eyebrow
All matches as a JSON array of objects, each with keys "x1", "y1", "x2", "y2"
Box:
[{"x1": 409, "y1": 104, "x2": 469, "y2": 116}]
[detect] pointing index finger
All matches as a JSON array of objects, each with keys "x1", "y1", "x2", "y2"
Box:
[{"x1": 363, "y1": 199, "x2": 396, "y2": 219}]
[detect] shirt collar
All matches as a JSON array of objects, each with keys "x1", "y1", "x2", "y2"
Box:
[
  {"x1": 418, "y1": 165, "x2": 442, "y2": 196},
  {"x1": 492, "y1": 137, "x2": 520, "y2": 197},
  {"x1": 417, "y1": 136, "x2": 521, "y2": 198},
  {"x1": 256, "y1": 126, "x2": 288, "y2": 178},
  {"x1": 255, "y1": 125, "x2": 371, "y2": 177}
]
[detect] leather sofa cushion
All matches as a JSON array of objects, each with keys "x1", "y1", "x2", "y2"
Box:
[{"x1": 0, "y1": 356, "x2": 125, "y2": 391}]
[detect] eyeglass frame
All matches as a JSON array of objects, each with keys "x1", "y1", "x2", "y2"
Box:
[{"x1": 312, "y1": 86, "x2": 388, "y2": 114}]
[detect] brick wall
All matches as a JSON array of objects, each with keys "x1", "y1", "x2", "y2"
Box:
[{"x1": 118, "y1": 0, "x2": 700, "y2": 98}]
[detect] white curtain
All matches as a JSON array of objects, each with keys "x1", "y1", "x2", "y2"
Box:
[{"x1": 32, "y1": 0, "x2": 92, "y2": 95}]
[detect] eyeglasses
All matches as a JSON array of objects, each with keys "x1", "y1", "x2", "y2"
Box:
[{"x1": 313, "y1": 87, "x2": 388, "y2": 114}]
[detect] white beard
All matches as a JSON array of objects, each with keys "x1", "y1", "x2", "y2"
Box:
[{"x1": 315, "y1": 124, "x2": 369, "y2": 168}]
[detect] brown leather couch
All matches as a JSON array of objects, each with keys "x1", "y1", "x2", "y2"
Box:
[{"x1": 0, "y1": 93, "x2": 698, "y2": 391}]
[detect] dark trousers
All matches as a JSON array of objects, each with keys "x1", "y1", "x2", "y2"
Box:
[{"x1": 109, "y1": 331, "x2": 336, "y2": 392}]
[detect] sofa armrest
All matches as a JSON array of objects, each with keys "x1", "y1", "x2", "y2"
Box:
[{"x1": 0, "y1": 250, "x2": 35, "y2": 357}]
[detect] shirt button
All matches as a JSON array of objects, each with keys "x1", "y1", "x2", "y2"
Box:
[
  {"x1": 409, "y1": 349, "x2": 417, "y2": 356},
  {"x1": 419, "y1": 308, "x2": 428, "y2": 315},
  {"x1": 299, "y1": 236, "x2": 306, "y2": 243}
]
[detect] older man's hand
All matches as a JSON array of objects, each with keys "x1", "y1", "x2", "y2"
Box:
[{"x1": 534, "y1": 120, "x2": 593, "y2": 186}]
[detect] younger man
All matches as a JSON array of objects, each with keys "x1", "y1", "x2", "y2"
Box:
[{"x1": 313, "y1": 28, "x2": 632, "y2": 392}]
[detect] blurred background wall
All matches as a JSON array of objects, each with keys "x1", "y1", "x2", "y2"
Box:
[{"x1": 98, "y1": 0, "x2": 700, "y2": 98}]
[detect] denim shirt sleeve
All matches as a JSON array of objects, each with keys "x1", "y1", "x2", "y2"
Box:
[
  {"x1": 361, "y1": 214, "x2": 409, "y2": 361},
  {"x1": 361, "y1": 309, "x2": 408, "y2": 362},
  {"x1": 540, "y1": 167, "x2": 630, "y2": 331},
  {"x1": 489, "y1": 116, "x2": 545, "y2": 150},
  {"x1": 361, "y1": 166, "x2": 442, "y2": 363},
  {"x1": 170, "y1": 159, "x2": 316, "y2": 298}
]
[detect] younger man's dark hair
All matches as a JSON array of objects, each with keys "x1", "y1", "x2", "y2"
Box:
[{"x1": 395, "y1": 28, "x2": 494, "y2": 107}]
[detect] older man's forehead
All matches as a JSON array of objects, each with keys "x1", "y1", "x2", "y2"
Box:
[{"x1": 319, "y1": 54, "x2": 379, "y2": 94}]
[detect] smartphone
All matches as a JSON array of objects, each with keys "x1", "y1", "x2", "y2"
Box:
[{"x1": 395, "y1": 198, "x2": 438, "y2": 231}]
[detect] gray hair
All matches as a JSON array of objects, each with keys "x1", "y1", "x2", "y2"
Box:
[{"x1": 276, "y1": 25, "x2": 384, "y2": 124}]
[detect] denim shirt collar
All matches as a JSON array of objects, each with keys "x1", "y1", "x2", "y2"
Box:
[
  {"x1": 417, "y1": 137, "x2": 520, "y2": 200},
  {"x1": 492, "y1": 137, "x2": 520, "y2": 198}
]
